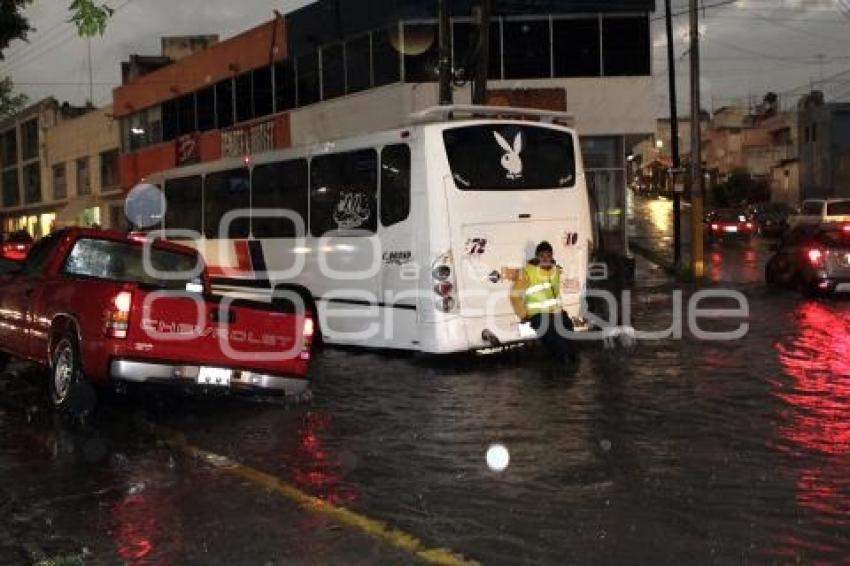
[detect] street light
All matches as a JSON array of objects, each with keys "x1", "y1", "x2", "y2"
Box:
[{"x1": 656, "y1": 139, "x2": 664, "y2": 149}]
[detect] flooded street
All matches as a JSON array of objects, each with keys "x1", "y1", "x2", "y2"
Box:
[{"x1": 3, "y1": 244, "x2": 850, "y2": 564}]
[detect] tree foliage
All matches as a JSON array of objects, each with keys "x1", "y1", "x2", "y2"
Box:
[
  {"x1": 0, "y1": 76, "x2": 28, "y2": 118},
  {"x1": 0, "y1": 1, "x2": 112, "y2": 118},
  {"x1": 68, "y1": 0, "x2": 114, "y2": 37},
  {"x1": 1, "y1": 0, "x2": 113, "y2": 59}
]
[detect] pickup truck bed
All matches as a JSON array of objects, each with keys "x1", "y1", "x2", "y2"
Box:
[{"x1": 0, "y1": 228, "x2": 313, "y2": 412}]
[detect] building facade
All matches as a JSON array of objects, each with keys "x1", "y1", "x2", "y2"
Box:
[
  {"x1": 0, "y1": 99, "x2": 62, "y2": 237},
  {"x1": 113, "y1": 1, "x2": 657, "y2": 250},
  {"x1": 798, "y1": 96, "x2": 850, "y2": 201},
  {"x1": 45, "y1": 105, "x2": 123, "y2": 230}
]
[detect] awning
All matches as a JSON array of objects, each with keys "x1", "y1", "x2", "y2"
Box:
[{"x1": 55, "y1": 197, "x2": 97, "y2": 227}]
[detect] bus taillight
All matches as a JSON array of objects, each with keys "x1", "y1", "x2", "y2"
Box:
[{"x1": 432, "y1": 253, "x2": 458, "y2": 313}]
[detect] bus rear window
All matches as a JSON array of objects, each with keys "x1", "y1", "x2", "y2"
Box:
[{"x1": 443, "y1": 125, "x2": 576, "y2": 191}]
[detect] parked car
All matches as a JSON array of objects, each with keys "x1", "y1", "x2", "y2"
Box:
[
  {"x1": 765, "y1": 223, "x2": 850, "y2": 295},
  {"x1": 1, "y1": 230, "x2": 34, "y2": 261},
  {"x1": 747, "y1": 202, "x2": 792, "y2": 238},
  {"x1": 787, "y1": 198, "x2": 850, "y2": 228},
  {"x1": 705, "y1": 209, "x2": 755, "y2": 243},
  {"x1": 0, "y1": 228, "x2": 314, "y2": 413}
]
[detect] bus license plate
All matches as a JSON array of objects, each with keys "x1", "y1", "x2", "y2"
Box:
[{"x1": 198, "y1": 367, "x2": 232, "y2": 386}]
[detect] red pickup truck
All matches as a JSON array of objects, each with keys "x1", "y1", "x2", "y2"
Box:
[{"x1": 0, "y1": 228, "x2": 313, "y2": 413}]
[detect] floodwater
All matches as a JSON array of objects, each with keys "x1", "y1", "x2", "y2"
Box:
[{"x1": 2, "y1": 202, "x2": 850, "y2": 563}]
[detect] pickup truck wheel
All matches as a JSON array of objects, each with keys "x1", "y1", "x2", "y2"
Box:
[{"x1": 50, "y1": 336, "x2": 96, "y2": 416}]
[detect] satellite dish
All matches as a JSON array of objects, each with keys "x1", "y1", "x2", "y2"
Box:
[{"x1": 125, "y1": 183, "x2": 165, "y2": 229}]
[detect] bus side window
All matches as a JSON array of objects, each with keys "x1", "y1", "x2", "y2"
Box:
[
  {"x1": 204, "y1": 168, "x2": 250, "y2": 239},
  {"x1": 164, "y1": 175, "x2": 203, "y2": 237},
  {"x1": 380, "y1": 144, "x2": 411, "y2": 227},
  {"x1": 310, "y1": 149, "x2": 378, "y2": 236},
  {"x1": 252, "y1": 159, "x2": 308, "y2": 238}
]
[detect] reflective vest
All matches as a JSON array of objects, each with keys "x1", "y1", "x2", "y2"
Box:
[{"x1": 523, "y1": 264, "x2": 561, "y2": 315}]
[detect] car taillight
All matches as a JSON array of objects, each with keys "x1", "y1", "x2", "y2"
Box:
[
  {"x1": 745, "y1": 222, "x2": 753, "y2": 230},
  {"x1": 300, "y1": 315, "x2": 314, "y2": 361},
  {"x1": 711, "y1": 223, "x2": 719, "y2": 231},
  {"x1": 807, "y1": 248, "x2": 825, "y2": 268},
  {"x1": 432, "y1": 252, "x2": 458, "y2": 313},
  {"x1": 104, "y1": 290, "x2": 133, "y2": 339}
]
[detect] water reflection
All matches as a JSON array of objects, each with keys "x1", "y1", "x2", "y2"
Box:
[
  {"x1": 774, "y1": 301, "x2": 850, "y2": 558},
  {"x1": 290, "y1": 412, "x2": 359, "y2": 506}
]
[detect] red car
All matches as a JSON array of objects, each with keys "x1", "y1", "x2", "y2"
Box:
[
  {"x1": 0, "y1": 228, "x2": 313, "y2": 413},
  {"x1": 706, "y1": 209, "x2": 755, "y2": 243},
  {"x1": 1, "y1": 230, "x2": 34, "y2": 261}
]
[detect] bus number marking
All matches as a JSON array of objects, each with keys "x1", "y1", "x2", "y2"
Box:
[{"x1": 465, "y1": 238, "x2": 487, "y2": 255}]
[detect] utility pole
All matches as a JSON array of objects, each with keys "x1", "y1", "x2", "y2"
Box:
[
  {"x1": 437, "y1": 0, "x2": 453, "y2": 105},
  {"x1": 87, "y1": 37, "x2": 94, "y2": 106},
  {"x1": 664, "y1": 0, "x2": 682, "y2": 269},
  {"x1": 471, "y1": 0, "x2": 492, "y2": 105},
  {"x1": 689, "y1": 0, "x2": 704, "y2": 278}
]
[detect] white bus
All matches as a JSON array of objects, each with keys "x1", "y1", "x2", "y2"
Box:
[{"x1": 143, "y1": 105, "x2": 595, "y2": 353}]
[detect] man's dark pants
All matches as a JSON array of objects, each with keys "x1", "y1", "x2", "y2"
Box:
[{"x1": 529, "y1": 312, "x2": 576, "y2": 362}]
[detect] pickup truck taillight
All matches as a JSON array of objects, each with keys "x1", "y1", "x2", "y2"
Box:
[
  {"x1": 104, "y1": 291, "x2": 133, "y2": 339},
  {"x1": 300, "y1": 316, "x2": 315, "y2": 361}
]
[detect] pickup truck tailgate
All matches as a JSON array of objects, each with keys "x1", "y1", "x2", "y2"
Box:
[{"x1": 126, "y1": 290, "x2": 310, "y2": 377}]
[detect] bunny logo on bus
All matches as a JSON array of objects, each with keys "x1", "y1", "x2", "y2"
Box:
[{"x1": 493, "y1": 131, "x2": 524, "y2": 180}]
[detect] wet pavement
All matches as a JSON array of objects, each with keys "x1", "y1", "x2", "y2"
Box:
[
  {"x1": 3, "y1": 203, "x2": 850, "y2": 564},
  {"x1": 630, "y1": 193, "x2": 770, "y2": 284}
]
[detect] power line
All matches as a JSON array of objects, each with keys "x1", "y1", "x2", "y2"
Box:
[{"x1": 1, "y1": 0, "x2": 135, "y2": 75}]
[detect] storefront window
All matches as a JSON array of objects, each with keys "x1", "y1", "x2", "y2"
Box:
[
  {"x1": 161, "y1": 99, "x2": 179, "y2": 142},
  {"x1": 274, "y1": 60, "x2": 296, "y2": 112},
  {"x1": 177, "y1": 92, "x2": 196, "y2": 135},
  {"x1": 321, "y1": 43, "x2": 345, "y2": 99},
  {"x1": 346, "y1": 34, "x2": 371, "y2": 94},
  {"x1": 297, "y1": 52, "x2": 320, "y2": 106},
  {"x1": 235, "y1": 73, "x2": 253, "y2": 123},
  {"x1": 196, "y1": 86, "x2": 216, "y2": 132},
  {"x1": 215, "y1": 79, "x2": 234, "y2": 129},
  {"x1": 253, "y1": 66, "x2": 273, "y2": 118},
  {"x1": 503, "y1": 19, "x2": 551, "y2": 79},
  {"x1": 80, "y1": 206, "x2": 101, "y2": 228},
  {"x1": 452, "y1": 21, "x2": 502, "y2": 81},
  {"x1": 402, "y1": 23, "x2": 439, "y2": 83},
  {"x1": 581, "y1": 136, "x2": 626, "y2": 251},
  {"x1": 372, "y1": 26, "x2": 401, "y2": 87},
  {"x1": 602, "y1": 15, "x2": 651, "y2": 76},
  {"x1": 554, "y1": 18, "x2": 601, "y2": 77}
]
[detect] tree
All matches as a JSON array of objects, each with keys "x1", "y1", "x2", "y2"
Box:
[
  {"x1": 2, "y1": 0, "x2": 113, "y2": 59},
  {"x1": 0, "y1": 76, "x2": 28, "y2": 119},
  {"x1": 0, "y1": 1, "x2": 112, "y2": 117}
]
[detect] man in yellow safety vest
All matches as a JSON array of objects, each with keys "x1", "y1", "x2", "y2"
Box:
[{"x1": 511, "y1": 241, "x2": 577, "y2": 364}]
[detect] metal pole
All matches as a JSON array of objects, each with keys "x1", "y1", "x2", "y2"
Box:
[
  {"x1": 438, "y1": 0, "x2": 453, "y2": 105},
  {"x1": 664, "y1": 0, "x2": 682, "y2": 269},
  {"x1": 689, "y1": 0, "x2": 704, "y2": 279},
  {"x1": 472, "y1": 0, "x2": 492, "y2": 105},
  {"x1": 87, "y1": 37, "x2": 94, "y2": 105}
]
